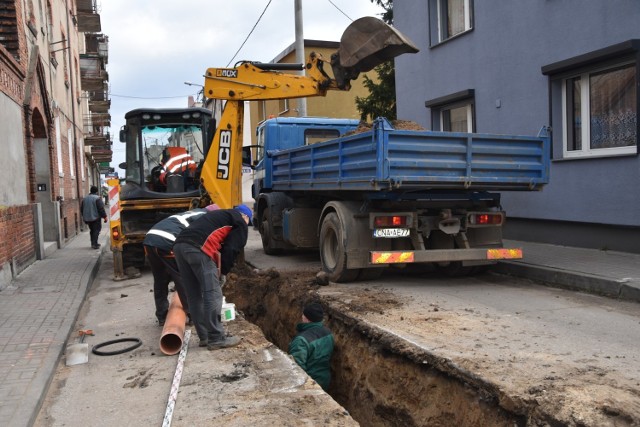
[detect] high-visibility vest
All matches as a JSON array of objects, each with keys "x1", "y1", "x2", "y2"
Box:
[{"x1": 159, "y1": 147, "x2": 197, "y2": 185}]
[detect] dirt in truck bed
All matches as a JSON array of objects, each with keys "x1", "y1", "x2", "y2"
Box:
[
  {"x1": 225, "y1": 264, "x2": 640, "y2": 427},
  {"x1": 344, "y1": 119, "x2": 426, "y2": 136}
]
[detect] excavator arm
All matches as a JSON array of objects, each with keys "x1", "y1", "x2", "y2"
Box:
[{"x1": 197, "y1": 17, "x2": 418, "y2": 209}]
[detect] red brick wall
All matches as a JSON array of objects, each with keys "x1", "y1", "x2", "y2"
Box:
[
  {"x1": 0, "y1": 205, "x2": 36, "y2": 271},
  {"x1": 0, "y1": 2, "x2": 32, "y2": 274}
]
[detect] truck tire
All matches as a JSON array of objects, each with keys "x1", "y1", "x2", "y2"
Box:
[
  {"x1": 319, "y1": 212, "x2": 359, "y2": 282},
  {"x1": 260, "y1": 207, "x2": 282, "y2": 255}
]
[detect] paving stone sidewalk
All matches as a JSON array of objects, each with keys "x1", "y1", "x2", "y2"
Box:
[{"x1": 0, "y1": 231, "x2": 105, "y2": 427}]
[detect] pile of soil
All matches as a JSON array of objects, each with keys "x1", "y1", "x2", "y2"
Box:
[{"x1": 344, "y1": 119, "x2": 425, "y2": 136}]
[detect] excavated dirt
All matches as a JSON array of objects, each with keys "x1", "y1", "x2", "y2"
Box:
[
  {"x1": 224, "y1": 265, "x2": 640, "y2": 427},
  {"x1": 225, "y1": 267, "x2": 517, "y2": 426},
  {"x1": 344, "y1": 120, "x2": 426, "y2": 136}
]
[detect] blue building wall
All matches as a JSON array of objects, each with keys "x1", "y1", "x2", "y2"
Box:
[{"x1": 394, "y1": 0, "x2": 640, "y2": 252}]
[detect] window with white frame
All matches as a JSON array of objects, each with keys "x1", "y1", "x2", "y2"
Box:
[
  {"x1": 429, "y1": 0, "x2": 473, "y2": 45},
  {"x1": 562, "y1": 62, "x2": 637, "y2": 158}
]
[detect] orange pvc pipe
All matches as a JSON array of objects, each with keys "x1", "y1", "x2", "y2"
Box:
[{"x1": 160, "y1": 292, "x2": 187, "y2": 355}]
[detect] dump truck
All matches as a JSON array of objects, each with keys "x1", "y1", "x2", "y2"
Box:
[{"x1": 251, "y1": 117, "x2": 550, "y2": 282}]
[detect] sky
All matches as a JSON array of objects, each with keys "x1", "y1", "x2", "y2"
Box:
[{"x1": 99, "y1": 0, "x2": 384, "y2": 170}]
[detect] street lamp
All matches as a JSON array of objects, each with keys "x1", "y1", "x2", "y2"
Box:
[{"x1": 184, "y1": 81, "x2": 205, "y2": 105}]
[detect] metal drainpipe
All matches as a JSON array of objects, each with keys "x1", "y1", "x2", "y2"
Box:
[{"x1": 64, "y1": 0, "x2": 83, "y2": 229}]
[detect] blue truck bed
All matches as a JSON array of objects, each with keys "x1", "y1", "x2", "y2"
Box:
[{"x1": 266, "y1": 119, "x2": 550, "y2": 193}]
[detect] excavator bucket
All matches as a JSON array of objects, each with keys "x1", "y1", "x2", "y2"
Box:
[{"x1": 338, "y1": 16, "x2": 419, "y2": 73}]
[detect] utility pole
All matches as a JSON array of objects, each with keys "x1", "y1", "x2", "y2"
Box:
[{"x1": 294, "y1": 0, "x2": 307, "y2": 117}]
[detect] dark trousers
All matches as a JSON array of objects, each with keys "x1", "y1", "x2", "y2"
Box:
[
  {"x1": 87, "y1": 220, "x2": 102, "y2": 246},
  {"x1": 173, "y1": 242, "x2": 224, "y2": 343},
  {"x1": 144, "y1": 245, "x2": 190, "y2": 322}
]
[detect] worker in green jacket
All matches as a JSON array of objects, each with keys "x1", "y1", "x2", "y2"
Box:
[{"x1": 288, "y1": 302, "x2": 335, "y2": 391}]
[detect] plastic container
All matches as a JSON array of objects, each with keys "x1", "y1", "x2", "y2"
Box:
[{"x1": 221, "y1": 297, "x2": 236, "y2": 322}]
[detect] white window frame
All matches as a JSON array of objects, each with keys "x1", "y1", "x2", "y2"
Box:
[
  {"x1": 55, "y1": 116, "x2": 63, "y2": 176},
  {"x1": 440, "y1": 102, "x2": 474, "y2": 133},
  {"x1": 561, "y1": 61, "x2": 637, "y2": 159},
  {"x1": 68, "y1": 128, "x2": 75, "y2": 177},
  {"x1": 435, "y1": 0, "x2": 472, "y2": 44},
  {"x1": 79, "y1": 137, "x2": 85, "y2": 180}
]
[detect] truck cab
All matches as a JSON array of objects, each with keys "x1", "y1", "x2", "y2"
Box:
[{"x1": 252, "y1": 117, "x2": 360, "y2": 198}]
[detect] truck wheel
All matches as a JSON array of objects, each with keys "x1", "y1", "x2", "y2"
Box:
[
  {"x1": 260, "y1": 208, "x2": 281, "y2": 255},
  {"x1": 319, "y1": 212, "x2": 359, "y2": 282}
]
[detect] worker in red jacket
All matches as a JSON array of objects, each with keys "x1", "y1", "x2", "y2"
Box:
[
  {"x1": 143, "y1": 204, "x2": 219, "y2": 326},
  {"x1": 173, "y1": 205, "x2": 252, "y2": 350}
]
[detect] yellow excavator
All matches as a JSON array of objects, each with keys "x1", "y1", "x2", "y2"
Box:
[{"x1": 109, "y1": 17, "x2": 417, "y2": 279}]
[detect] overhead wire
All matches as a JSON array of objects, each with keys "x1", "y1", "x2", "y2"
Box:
[
  {"x1": 110, "y1": 0, "x2": 353, "y2": 101},
  {"x1": 326, "y1": 0, "x2": 353, "y2": 21},
  {"x1": 108, "y1": 0, "x2": 358, "y2": 104},
  {"x1": 110, "y1": 93, "x2": 192, "y2": 99},
  {"x1": 225, "y1": 0, "x2": 273, "y2": 67}
]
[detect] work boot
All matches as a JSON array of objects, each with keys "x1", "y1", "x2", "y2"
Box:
[
  {"x1": 198, "y1": 340, "x2": 208, "y2": 347},
  {"x1": 207, "y1": 336, "x2": 241, "y2": 350}
]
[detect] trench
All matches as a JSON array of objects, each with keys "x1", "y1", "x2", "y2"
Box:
[{"x1": 224, "y1": 265, "x2": 558, "y2": 427}]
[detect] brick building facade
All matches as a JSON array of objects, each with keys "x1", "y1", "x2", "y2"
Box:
[{"x1": 0, "y1": 0, "x2": 110, "y2": 287}]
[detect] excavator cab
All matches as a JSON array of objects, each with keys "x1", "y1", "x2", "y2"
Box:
[{"x1": 331, "y1": 16, "x2": 419, "y2": 89}]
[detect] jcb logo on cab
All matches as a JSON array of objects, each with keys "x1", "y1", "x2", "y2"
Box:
[{"x1": 216, "y1": 69, "x2": 238, "y2": 78}]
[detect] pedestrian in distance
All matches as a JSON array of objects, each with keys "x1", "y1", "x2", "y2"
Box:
[
  {"x1": 288, "y1": 302, "x2": 335, "y2": 391},
  {"x1": 142, "y1": 204, "x2": 219, "y2": 326},
  {"x1": 173, "y1": 204, "x2": 252, "y2": 350},
  {"x1": 80, "y1": 185, "x2": 108, "y2": 249}
]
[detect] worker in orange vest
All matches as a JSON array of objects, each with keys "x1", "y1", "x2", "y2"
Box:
[{"x1": 158, "y1": 147, "x2": 197, "y2": 189}]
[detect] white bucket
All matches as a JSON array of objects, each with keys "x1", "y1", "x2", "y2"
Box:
[{"x1": 221, "y1": 300, "x2": 236, "y2": 322}]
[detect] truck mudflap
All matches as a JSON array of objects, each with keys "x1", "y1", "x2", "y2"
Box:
[{"x1": 369, "y1": 248, "x2": 523, "y2": 265}]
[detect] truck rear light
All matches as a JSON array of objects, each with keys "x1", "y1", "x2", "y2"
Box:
[
  {"x1": 468, "y1": 213, "x2": 503, "y2": 226},
  {"x1": 374, "y1": 215, "x2": 408, "y2": 228}
]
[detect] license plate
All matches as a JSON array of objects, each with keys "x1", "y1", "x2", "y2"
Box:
[{"x1": 373, "y1": 228, "x2": 410, "y2": 238}]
